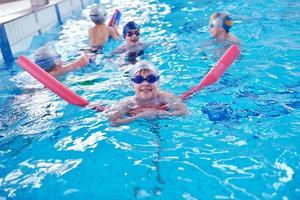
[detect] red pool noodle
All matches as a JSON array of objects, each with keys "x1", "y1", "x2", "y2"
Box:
[
  {"x1": 180, "y1": 45, "x2": 240, "y2": 100},
  {"x1": 17, "y1": 56, "x2": 90, "y2": 107}
]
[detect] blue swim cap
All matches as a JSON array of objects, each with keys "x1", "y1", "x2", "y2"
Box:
[
  {"x1": 34, "y1": 45, "x2": 61, "y2": 72},
  {"x1": 123, "y1": 21, "x2": 140, "y2": 38},
  {"x1": 89, "y1": 6, "x2": 107, "y2": 24}
]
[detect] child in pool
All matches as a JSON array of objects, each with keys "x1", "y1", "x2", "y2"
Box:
[
  {"x1": 208, "y1": 12, "x2": 240, "y2": 44},
  {"x1": 109, "y1": 21, "x2": 150, "y2": 64},
  {"x1": 108, "y1": 60, "x2": 187, "y2": 126},
  {"x1": 34, "y1": 45, "x2": 90, "y2": 77},
  {"x1": 197, "y1": 12, "x2": 240, "y2": 56},
  {"x1": 88, "y1": 6, "x2": 120, "y2": 53}
]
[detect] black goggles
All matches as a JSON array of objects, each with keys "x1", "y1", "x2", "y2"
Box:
[{"x1": 126, "y1": 30, "x2": 140, "y2": 37}]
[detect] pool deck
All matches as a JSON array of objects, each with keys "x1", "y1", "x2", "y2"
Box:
[
  {"x1": 0, "y1": 0, "x2": 60, "y2": 24},
  {"x1": 0, "y1": 0, "x2": 31, "y2": 18}
]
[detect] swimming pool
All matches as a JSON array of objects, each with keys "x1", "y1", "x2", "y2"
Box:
[{"x1": 1, "y1": 0, "x2": 299, "y2": 199}]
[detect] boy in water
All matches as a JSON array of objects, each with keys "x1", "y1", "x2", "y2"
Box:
[
  {"x1": 197, "y1": 12, "x2": 240, "y2": 56},
  {"x1": 88, "y1": 6, "x2": 120, "y2": 53},
  {"x1": 109, "y1": 21, "x2": 150, "y2": 64},
  {"x1": 108, "y1": 60, "x2": 187, "y2": 126},
  {"x1": 208, "y1": 12, "x2": 240, "y2": 44},
  {"x1": 34, "y1": 45, "x2": 90, "y2": 77}
]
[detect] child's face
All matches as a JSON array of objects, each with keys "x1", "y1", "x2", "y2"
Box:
[
  {"x1": 125, "y1": 29, "x2": 140, "y2": 44},
  {"x1": 209, "y1": 22, "x2": 224, "y2": 37},
  {"x1": 132, "y1": 70, "x2": 159, "y2": 100},
  {"x1": 209, "y1": 22, "x2": 226, "y2": 37}
]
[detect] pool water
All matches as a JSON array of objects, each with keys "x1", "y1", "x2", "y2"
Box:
[{"x1": 1, "y1": 0, "x2": 300, "y2": 199}]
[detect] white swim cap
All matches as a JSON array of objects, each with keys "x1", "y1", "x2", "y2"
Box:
[
  {"x1": 89, "y1": 6, "x2": 107, "y2": 24},
  {"x1": 131, "y1": 60, "x2": 158, "y2": 77}
]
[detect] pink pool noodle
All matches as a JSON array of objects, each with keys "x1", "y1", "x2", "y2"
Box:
[
  {"x1": 17, "y1": 56, "x2": 90, "y2": 106},
  {"x1": 17, "y1": 44, "x2": 239, "y2": 109},
  {"x1": 180, "y1": 45, "x2": 240, "y2": 100}
]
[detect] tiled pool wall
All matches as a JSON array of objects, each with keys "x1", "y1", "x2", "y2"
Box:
[{"x1": 0, "y1": 0, "x2": 98, "y2": 63}]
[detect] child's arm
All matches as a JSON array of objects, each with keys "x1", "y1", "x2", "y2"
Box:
[
  {"x1": 157, "y1": 93, "x2": 188, "y2": 117},
  {"x1": 142, "y1": 42, "x2": 153, "y2": 49},
  {"x1": 108, "y1": 45, "x2": 126, "y2": 58},
  {"x1": 110, "y1": 112, "x2": 140, "y2": 126},
  {"x1": 109, "y1": 94, "x2": 187, "y2": 126},
  {"x1": 120, "y1": 100, "x2": 187, "y2": 124},
  {"x1": 108, "y1": 98, "x2": 137, "y2": 126},
  {"x1": 62, "y1": 54, "x2": 90, "y2": 73},
  {"x1": 109, "y1": 25, "x2": 120, "y2": 39}
]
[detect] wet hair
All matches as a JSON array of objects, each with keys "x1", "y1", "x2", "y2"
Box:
[
  {"x1": 123, "y1": 21, "x2": 140, "y2": 38},
  {"x1": 136, "y1": 69, "x2": 152, "y2": 76},
  {"x1": 89, "y1": 6, "x2": 107, "y2": 24},
  {"x1": 209, "y1": 12, "x2": 233, "y2": 33}
]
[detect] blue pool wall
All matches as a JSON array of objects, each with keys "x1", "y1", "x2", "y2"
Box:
[{"x1": 0, "y1": 0, "x2": 98, "y2": 63}]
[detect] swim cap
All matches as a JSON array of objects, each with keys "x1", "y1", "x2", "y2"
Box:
[
  {"x1": 209, "y1": 12, "x2": 233, "y2": 32},
  {"x1": 34, "y1": 45, "x2": 61, "y2": 72},
  {"x1": 123, "y1": 21, "x2": 140, "y2": 38},
  {"x1": 89, "y1": 6, "x2": 107, "y2": 24},
  {"x1": 131, "y1": 60, "x2": 158, "y2": 77}
]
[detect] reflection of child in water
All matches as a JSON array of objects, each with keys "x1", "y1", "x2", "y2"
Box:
[
  {"x1": 108, "y1": 60, "x2": 187, "y2": 126},
  {"x1": 34, "y1": 45, "x2": 90, "y2": 77},
  {"x1": 208, "y1": 12, "x2": 240, "y2": 44},
  {"x1": 88, "y1": 6, "x2": 120, "y2": 53},
  {"x1": 109, "y1": 21, "x2": 150, "y2": 65}
]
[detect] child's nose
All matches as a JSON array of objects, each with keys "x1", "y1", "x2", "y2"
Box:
[{"x1": 141, "y1": 80, "x2": 149, "y2": 85}]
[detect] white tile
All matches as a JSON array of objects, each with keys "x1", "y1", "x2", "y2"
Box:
[
  {"x1": 11, "y1": 43, "x2": 18, "y2": 54},
  {"x1": 11, "y1": 33, "x2": 35, "y2": 54},
  {"x1": 23, "y1": 14, "x2": 34, "y2": 35},
  {"x1": 29, "y1": 13, "x2": 39, "y2": 33},
  {"x1": 11, "y1": 20, "x2": 19, "y2": 45},
  {"x1": 18, "y1": 17, "x2": 25, "y2": 41},
  {"x1": 72, "y1": 0, "x2": 82, "y2": 10},
  {"x1": 36, "y1": 6, "x2": 57, "y2": 28},
  {"x1": 4, "y1": 23, "x2": 12, "y2": 45},
  {"x1": 40, "y1": 21, "x2": 57, "y2": 33},
  {"x1": 13, "y1": 18, "x2": 23, "y2": 45},
  {"x1": 58, "y1": 0, "x2": 73, "y2": 18},
  {"x1": 4, "y1": 21, "x2": 16, "y2": 46}
]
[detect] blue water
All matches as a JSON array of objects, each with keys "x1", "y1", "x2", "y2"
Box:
[{"x1": 1, "y1": 0, "x2": 300, "y2": 199}]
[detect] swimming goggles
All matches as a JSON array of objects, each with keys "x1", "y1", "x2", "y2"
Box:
[
  {"x1": 131, "y1": 74, "x2": 159, "y2": 84},
  {"x1": 90, "y1": 12, "x2": 107, "y2": 17},
  {"x1": 126, "y1": 30, "x2": 140, "y2": 37}
]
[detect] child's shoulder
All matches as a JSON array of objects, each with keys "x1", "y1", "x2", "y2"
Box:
[
  {"x1": 228, "y1": 34, "x2": 240, "y2": 45},
  {"x1": 159, "y1": 91, "x2": 177, "y2": 100}
]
